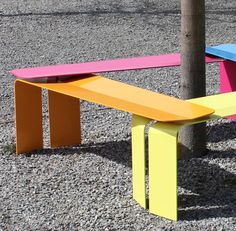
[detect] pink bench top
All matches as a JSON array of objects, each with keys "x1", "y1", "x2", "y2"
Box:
[{"x1": 11, "y1": 53, "x2": 223, "y2": 79}]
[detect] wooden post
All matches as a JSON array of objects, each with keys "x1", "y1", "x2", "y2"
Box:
[{"x1": 179, "y1": 0, "x2": 206, "y2": 158}]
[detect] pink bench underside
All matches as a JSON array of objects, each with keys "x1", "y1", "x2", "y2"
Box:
[{"x1": 11, "y1": 53, "x2": 222, "y2": 79}]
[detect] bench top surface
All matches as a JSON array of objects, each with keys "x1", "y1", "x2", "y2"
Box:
[
  {"x1": 11, "y1": 53, "x2": 222, "y2": 80},
  {"x1": 188, "y1": 91, "x2": 236, "y2": 118},
  {"x1": 206, "y1": 44, "x2": 236, "y2": 62},
  {"x1": 15, "y1": 75, "x2": 214, "y2": 122}
]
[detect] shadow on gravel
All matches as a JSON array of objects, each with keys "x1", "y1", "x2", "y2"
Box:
[
  {"x1": 1, "y1": 9, "x2": 235, "y2": 17},
  {"x1": 0, "y1": 10, "x2": 180, "y2": 18},
  {"x1": 1, "y1": 4, "x2": 235, "y2": 27},
  {"x1": 206, "y1": 8, "x2": 236, "y2": 23},
  {"x1": 1, "y1": 8, "x2": 235, "y2": 23},
  {"x1": 178, "y1": 152, "x2": 236, "y2": 221},
  {"x1": 178, "y1": 120, "x2": 236, "y2": 220},
  {"x1": 16, "y1": 120, "x2": 235, "y2": 221},
  {"x1": 23, "y1": 140, "x2": 133, "y2": 168},
  {"x1": 207, "y1": 120, "x2": 236, "y2": 143}
]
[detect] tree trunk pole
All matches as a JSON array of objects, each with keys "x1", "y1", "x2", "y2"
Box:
[{"x1": 179, "y1": 0, "x2": 206, "y2": 158}]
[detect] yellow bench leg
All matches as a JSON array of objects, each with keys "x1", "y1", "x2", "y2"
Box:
[
  {"x1": 48, "y1": 90, "x2": 81, "y2": 148},
  {"x1": 149, "y1": 122, "x2": 182, "y2": 221},
  {"x1": 131, "y1": 92, "x2": 236, "y2": 221},
  {"x1": 131, "y1": 115, "x2": 150, "y2": 209},
  {"x1": 15, "y1": 81, "x2": 43, "y2": 154}
]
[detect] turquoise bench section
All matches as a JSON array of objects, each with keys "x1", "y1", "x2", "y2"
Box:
[{"x1": 206, "y1": 44, "x2": 236, "y2": 62}]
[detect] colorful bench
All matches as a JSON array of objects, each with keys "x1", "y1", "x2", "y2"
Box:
[
  {"x1": 205, "y1": 44, "x2": 236, "y2": 107},
  {"x1": 11, "y1": 51, "x2": 236, "y2": 118},
  {"x1": 132, "y1": 91, "x2": 236, "y2": 221},
  {"x1": 14, "y1": 75, "x2": 213, "y2": 154},
  {"x1": 11, "y1": 48, "x2": 236, "y2": 221},
  {"x1": 11, "y1": 52, "x2": 226, "y2": 154},
  {"x1": 13, "y1": 75, "x2": 236, "y2": 221}
]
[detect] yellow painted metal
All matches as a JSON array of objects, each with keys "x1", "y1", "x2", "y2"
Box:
[
  {"x1": 131, "y1": 115, "x2": 150, "y2": 209},
  {"x1": 15, "y1": 81, "x2": 43, "y2": 154},
  {"x1": 15, "y1": 75, "x2": 214, "y2": 122},
  {"x1": 148, "y1": 122, "x2": 182, "y2": 221},
  {"x1": 48, "y1": 90, "x2": 81, "y2": 148},
  {"x1": 13, "y1": 74, "x2": 236, "y2": 221},
  {"x1": 187, "y1": 91, "x2": 236, "y2": 118},
  {"x1": 146, "y1": 92, "x2": 236, "y2": 221}
]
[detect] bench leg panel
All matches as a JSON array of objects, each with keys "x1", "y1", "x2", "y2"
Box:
[
  {"x1": 131, "y1": 115, "x2": 150, "y2": 209},
  {"x1": 220, "y1": 60, "x2": 236, "y2": 120},
  {"x1": 148, "y1": 123, "x2": 180, "y2": 221},
  {"x1": 48, "y1": 90, "x2": 81, "y2": 148},
  {"x1": 15, "y1": 81, "x2": 43, "y2": 154}
]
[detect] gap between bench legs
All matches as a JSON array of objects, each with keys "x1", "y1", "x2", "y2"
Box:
[
  {"x1": 15, "y1": 81, "x2": 43, "y2": 154},
  {"x1": 48, "y1": 90, "x2": 81, "y2": 149}
]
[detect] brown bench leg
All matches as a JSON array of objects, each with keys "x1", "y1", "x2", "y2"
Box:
[
  {"x1": 48, "y1": 91, "x2": 81, "y2": 148},
  {"x1": 15, "y1": 81, "x2": 43, "y2": 154}
]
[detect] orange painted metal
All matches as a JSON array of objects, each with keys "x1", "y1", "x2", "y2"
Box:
[
  {"x1": 48, "y1": 90, "x2": 81, "y2": 148},
  {"x1": 16, "y1": 75, "x2": 214, "y2": 122},
  {"x1": 11, "y1": 53, "x2": 222, "y2": 80},
  {"x1": 15, "y1": 81, "x2": 43, "y2": 154}
]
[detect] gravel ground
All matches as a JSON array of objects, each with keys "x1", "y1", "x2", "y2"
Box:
[{"x1": 0, "y1": 0, "x2": 236, "y2": 230}]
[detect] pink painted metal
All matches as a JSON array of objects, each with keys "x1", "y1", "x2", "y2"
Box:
[
  {"x1": 11, "y1": 53, "x2": 222, "y2": 79},
  {"x1": 220, "y1": 60, "x2": 236, "y2": 93},
  {"x1": 220, "y1": 60, "x2": 236, "y2": 119},
  {"x1": 11, "y1": 52, "x2": 236, "y2": 120}
]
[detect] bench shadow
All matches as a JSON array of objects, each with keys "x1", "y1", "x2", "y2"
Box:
[
  {"x1": 178, "y1": 120, "x2": 236, "y2": 221},
  {"x1": 178, "y1": 148, "x2": 236, "y2": 221},
  {"x1": 207, "y1": 119, "x2": 236, "y2": 143},
  {"x1": 23, "y1": 121, "x2": 235, "y2": 221},
  {"x1": 26, "y1": 139, "x2": 133, "y2": 168}
]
